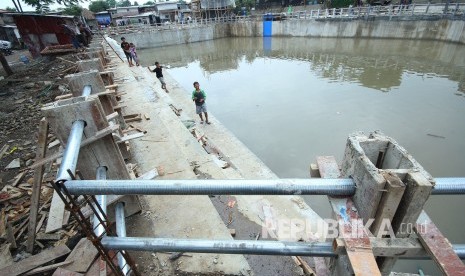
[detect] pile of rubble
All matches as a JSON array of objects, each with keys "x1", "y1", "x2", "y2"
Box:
[{"x1": 0, "y1": 53, "x2": 104, "y2": 275}]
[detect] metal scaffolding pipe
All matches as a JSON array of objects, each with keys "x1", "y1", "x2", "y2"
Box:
[
  {"x1": 63, "y1": 178, "x2": 465, "y2": 195},
  {"x1": 115, "y1": 202, "x2": 130, "y2": 275},
  {"x1": 102, "y1": 237, "x2": 335, "y2": 257},
  {"x1": 101, "y1": 237, "x2": 465, "y2": 259},
  {"x1": 82, "y1": 85, "x2": 92, "y2": 96},
  {"x1": 431, "y1": 177, "x2": 465, "y2": 194},
  {"x1": 56, "y1": 120, "x2": 85, "y2": 181},
  {"x1": 93, "y1": 167, "x2": 107, "y2": 238}
]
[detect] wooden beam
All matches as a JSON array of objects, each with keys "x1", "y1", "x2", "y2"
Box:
[
  {"x1": 27, "y1": 118, "x2": 49, "y2": 253},
  {"x1": 0, "y1": 245, "x2": 70, "y2": 276},
  {"x1": 371, "y1": 172, "x2": 405, "y2": 237},
  {"x1": 329, "y1": 197, "x2": 381, "y2": 276},
  {"x1": 314, "y1": 156, "x2": 338, "y2": 276},
  {"x1": 334, "y1": 237, "x2": 428, "y2": 257},
  {"x1": 318, "y1": 156, "x2": 380, "y2": 276},
  {"x1": 23, "y1": 260, "x2": 73, "y2": 276},
  {"x1": 29, "y1": 124, "x2": 120, "y2": 170},
  {"x1": 61, "y1": 238, "x2": 98, "y2": 273},
  {"x1": 415, "y1": 211, "x2": 465, "y2": 276}
]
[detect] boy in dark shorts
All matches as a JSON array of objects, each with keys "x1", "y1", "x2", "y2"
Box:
[
  {"x1": 152, "y1": 61, "x2": 168, "y2": 92},
  {"x1": 192, "y1": 81, "x2": 210, "y2": 124}
]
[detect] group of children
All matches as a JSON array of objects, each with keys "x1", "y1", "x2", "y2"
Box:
[{"x1": 120, "y1": 37, "x2": 210, "y2": 125}]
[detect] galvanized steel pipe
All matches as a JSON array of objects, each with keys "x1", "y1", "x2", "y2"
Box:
[
  {"x1": 431, "y1": 178, "x2": 465, "y2": 194},
  {"x1": 56, "y1": 120, "x2": 85, "y2": 181},
  {"x1": 63, "y1": 178, "x2": 465, "y2": 195},
  {"x1": 64, "y1": 178, "x2": 355, "y2": 195},
  {"x1": 101, "y1": 237, "x2": 465, "y2": 259},
  {"x1": 82, "y1": 85, "x2": 92, "y2": 96},
  {"x1": 115, "y1": 202, "x2": 130, "y2": 275},
  {"x1": 102, "y1": 237, "x2": 335, "y2": 257},
  {"x1": 93, "y1": 167, "x2": 107, "y2": 238}
]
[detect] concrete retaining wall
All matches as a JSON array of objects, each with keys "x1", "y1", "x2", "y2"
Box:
[{"x1": 119, "y1": 17, "x2": 465, "y2": 48}]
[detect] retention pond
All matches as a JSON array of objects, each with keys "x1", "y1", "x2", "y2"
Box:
[{"x1": 138, "y1": 37, "x2": 465, "y2": 274}]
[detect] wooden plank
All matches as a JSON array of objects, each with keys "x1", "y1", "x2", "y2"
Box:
[
  {"x1": 329, "y1": 197, "x2": 381, "y2": 276},
  {"x1": 6, "y1": 221, "x2": 17, "y2": 249},
  {"x1": 318, "y1": 156, "x2": 380, "y2": 276},
  {"x1": 371, "y1": 172, "x2": 405, "y2": 237},
  {"x1": 55, "y1": 94, "x2": 73, "y2": 101},
  {"x1": 45, "y1": 192, "x2": 66, "y2": 234},
  {"x1": 415, "y1": 211, "x2": 465, "y2": 276},
  {"x1": 0, "y1": 245, "x2": 70, "y2": 276},
  {"x1": 52, "y1": 267, "x2": 84, "y2": 276},
  {"x1": 0, "y1": 144, "x2": 9, "y2": 159},
  {"x1": 23, "y1": 260, "x2": 74, "y2": 276},
  {"x1": 27, "y1": 117, "x2": 49, "y2": 253},
  {"x1": 0, "y1": 243, "x2": 13, "y2": 270},
  {"x1": 334, "y1": 237, "x2": 428, "y2": 257},
  {"x1": 296, "y1": 256, "x2": 316, "y2": 275},
  {"x1": 62, "y1": 238, "x2": 99, "y2": 273},
  {"x1": 36, "y1": 232, "x2": 62, "y2": 241},
  {"x1": 10, "y1": 171, "x2": 27, "y2": 187},
  {"x1": 116, "y1": 132, "x2": 145, "y2": 143},
  {"x1": 313, "y1": 156, "x2": 337, "y2": 276},
  {"x1": 29, "y1": 124, "x2": 120, "y2": 169}
]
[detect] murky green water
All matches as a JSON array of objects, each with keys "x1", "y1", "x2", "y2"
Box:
[{"x1": 138, "y1": 37, "x2": 465, "y2": 274}]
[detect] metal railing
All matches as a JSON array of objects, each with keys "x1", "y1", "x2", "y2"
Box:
[{"x1": 105, "y1": 3, "x2": 465, "y2": 35}]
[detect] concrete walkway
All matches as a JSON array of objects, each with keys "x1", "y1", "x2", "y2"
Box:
[{"x1": 104, "y1": 37, "x2": 326, "y2": 275}]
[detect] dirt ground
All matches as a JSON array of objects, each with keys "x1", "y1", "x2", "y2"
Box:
[
  {"x1": 0, "y1": 50, "x2": 89, "y2": 261},
  {"x1": 0, "y1": 50, "x2": 83, "y2": 189}
]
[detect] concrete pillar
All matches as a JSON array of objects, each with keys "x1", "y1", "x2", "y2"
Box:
[
  {"x1": 65, "y1": 70, "x2": 106, "y2": 96},
  {"x1": 77, "y1": 58, "x2": 105, "y2": 72},
  {"x1": 339, "y1": 131, "x2": 434, "y2": 275}
]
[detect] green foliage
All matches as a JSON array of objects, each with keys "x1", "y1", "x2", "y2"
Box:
[
  {"x1": 143, "y1": 0, "x2": 154, "y2": 4},
  {"x1": 22, "y1": 0, "x2": 84, "y2": 8},
  {"x1": 133, "y1": 1, "x2": 138, "y2": 6},
  {"x1": 5, "y1": 6, "x2": 18, "y2": 11},
  {"x1": 61, "y1": 4, "x2": 83, "y2": 15},
  {"x1": 234, "y1": 0, "x2": 254, "y2": 12},
  {"x1": 89, "y1": 0, "x2": 109, "y2": 12},
  {"x1": 326, "y1": 0, "x2": 353, "y2": 8},
  {"x1": 117, "y1": 0, "x2": 131, "y2": 7},
  {"x1": 106, "y1": 0, "x2": 116, "y2": 7}
]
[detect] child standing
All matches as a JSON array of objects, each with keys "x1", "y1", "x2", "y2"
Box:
[
  {"x1": 129, "y1": 43, "x2": 139, "y2": 66},
  {"x1": 152, "y1": 61, "x2": 168, "y2": 92},
  {"x1": 192, "y1": 81, "x2": 210, "y2": 125}
]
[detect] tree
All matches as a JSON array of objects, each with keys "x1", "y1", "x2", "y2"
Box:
[
  {"x1": 5, "y1": 6, "x2": 18, "y2": 11},
  {"x1": 21, "y1": 0, "x2": 84, "y2": 8},
  {"x1": 133, "y1": 1, "x2": 138, "y2": 6},
  {"x1": 143, "y1": 0, "x2": 154, "y2": 4},
  {"x1": 61, "y1": 4, "x2": 83, "y2": 15},
  {"x1": 106, "y1": 0, "x2": 116, "y2": 7},
  {"x1": 117, "y1": 0, "x2": 131, "y2": 7},
  {"x1": 89, "y1": 0, "x2": 109, "y2": 12}
]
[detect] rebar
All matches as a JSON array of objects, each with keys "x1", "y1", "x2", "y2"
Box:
[{"x1": 63, "y1": 178, "x2": 465, "y2": 196}]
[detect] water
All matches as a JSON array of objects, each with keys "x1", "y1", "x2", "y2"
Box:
[{"x1": 138, "y1": 37, "x2": 465, "y2": 274}]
